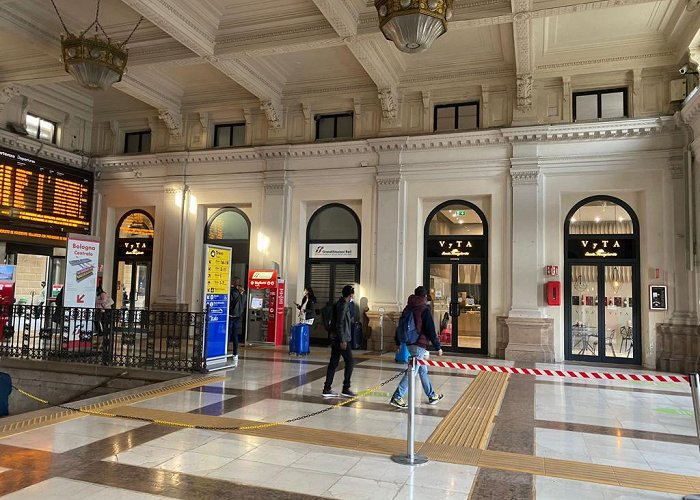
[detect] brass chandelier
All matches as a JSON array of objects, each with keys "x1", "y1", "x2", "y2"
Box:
[
  {"x1": 375, "y1": 0, "x2": 454, "y2": 54},
  {"x1": 51, "y1": 0, "x2": 143, "y2": 90}
]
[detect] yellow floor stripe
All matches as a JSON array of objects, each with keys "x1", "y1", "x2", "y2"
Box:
[
  {"x1": 424, "y1": 371, "x2": 509, "y2": 449},
  {"x1": 0, "y1": 376, "x2": 225, "y2": 439}
]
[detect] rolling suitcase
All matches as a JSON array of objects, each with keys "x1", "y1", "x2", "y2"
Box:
[
  {"x1": 350, "y1": 322, "x2": 363, "y2": 350},
  {"x1": 289, "y1": 323, "x2": 310, "y2": 356}
]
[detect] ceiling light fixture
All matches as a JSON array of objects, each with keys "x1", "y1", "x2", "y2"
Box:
[
  {"x1": 375, "y1": 0, "x2": 454, "y2": 54},
  {"x1": 51, "y1": 0, "x2": 143, "y2": 90}
]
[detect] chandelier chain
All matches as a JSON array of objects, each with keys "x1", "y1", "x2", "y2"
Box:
[
  {"x1": 50, "y1": 0, "x2": 70, "y2": 34},
  {"x1": 122, "y1": 16, "x2": 145, "y2": 46}
]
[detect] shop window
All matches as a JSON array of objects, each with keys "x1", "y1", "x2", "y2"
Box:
[
  {"x1": 114, "y1": 209, "x2": 154, "y2": 310},
  {"x1": 573, "y1": 89, "x2": 628, "y2": 121},
  {"x1": 26, "y1": 113, "x2": 57, "y2": 144},
  {"x1": 434, "y1": 102, "x2": 479, "y2": 132},
  {"x1": 124, "y1": 131, "x2": 151, "y2": 154},
  {"x1": 315, "y1": 113, "x2": 353, "y2": 141},
  {"x1": 205, "y1": 207, "x2": 251, "y2": 283},
  {"x1": 214, "y1": 123, "x2": 246, "y2": 147}
]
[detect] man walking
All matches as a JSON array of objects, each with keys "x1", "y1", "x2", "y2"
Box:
[
  {"x1": 322, "y1": 285, "x2": 356, "y2": 398},
  {"x1": 390, "y1": 286, "x2": 444, "y2": 408}
]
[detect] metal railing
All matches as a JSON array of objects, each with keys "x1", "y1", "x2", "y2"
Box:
[{"x1": 0, "y1": 304, "x2": 207, "y2": 372}]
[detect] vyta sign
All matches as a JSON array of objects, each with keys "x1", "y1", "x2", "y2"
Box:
[{"x1": 568, "y1": 238, "x2": 635, "y2": 259}]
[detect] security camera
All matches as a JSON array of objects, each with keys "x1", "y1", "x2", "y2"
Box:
[{"x1": 680, "y1": 64, "x2": 691, "y2": 75}]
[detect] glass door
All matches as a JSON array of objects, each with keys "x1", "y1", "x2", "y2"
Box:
[
  {"x1": 428, "y1": 263, "x2": 485, "y2": 353},
  {"x1": 116, "y1": 261, "x2": 150, "y2": 310},
  {"x1": 603, "y1": 265, "x2": 634, "y2": 360},
  {"x1": 569, "y1": 265, "x2": 599, "y2": 358},
  {"x1": 456, "y1": 264, "x2": 482, "y2": 350}
]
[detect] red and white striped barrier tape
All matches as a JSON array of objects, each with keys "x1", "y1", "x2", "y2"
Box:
[{"x1": 415, "y1": 359, "x2": 689, "y2": 384}]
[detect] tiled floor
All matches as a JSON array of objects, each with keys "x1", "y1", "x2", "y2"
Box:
[{"x1": 0, "y1": 348, "x2": 698, "y2": 499}]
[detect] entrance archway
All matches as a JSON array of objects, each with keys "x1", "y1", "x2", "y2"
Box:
[
  {"x1": 424, "y1": 200, "x2": 488, "y2": 354},
  {"x1": 564, "y1": 196, "x2": 641, "y2": 364},
  {"x1": 113, "y1": 210, "x2": 154, "y2": 310}
]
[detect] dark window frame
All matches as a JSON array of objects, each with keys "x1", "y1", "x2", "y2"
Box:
[
  {"x1": 214, "y1": 123, "x2": 246, "y2": 148},
  {"x1": 572, "y1": 88, "x2": 628, "y2": 122},
  {"x1": 314, "y1": 112, "x2": 354, "y2": 141},
  {"x1": 26, "y1": 113, "x2": 57, "y2": 144},
  {"x1": 433, "y1": 102, "x2": 480, "y2": 132},
  {"x1": 124, "y1": 130, "x2": 151, "y2": 154}
]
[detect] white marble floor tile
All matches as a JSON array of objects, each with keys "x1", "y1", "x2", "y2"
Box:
[
  {"x1": 0, "y1": 478, "x2": 101, "y2": 499},
  {"x1": 404, "y1": 461, "x2": 477, "y2": 493},
  {"x1": 206, "y1": 458, "x2": 285, "y2": 485},
  {"x1": 190, "y1": 436, "x2": 258, "y2": 459},
  {"x1": 290, "y1": 450, "x2": 362, "y2": 475},
  {"x1": 143, "y1": 428, "x2": 221, "y2": 451},
  {"x1": 394, "y1": 483, "x2": 472, "y2": 500},
  {"x1": 155, "y1": 450, "x2": 235, "y2": 475},
  {"x1": 324, "y1": 475, "x2": 402, "y2": 500},
  {"x1": 535, "y1": 476, "x2": 677, "y2": 500},
  {"x1": 270, "y1": 467, "x2": 341, "y2": 496},
  {"x1": 132, "y1": 391, "x2": 235, "y2": 412},
  {"x1": 238, "y1": 442, "x2": 308, "y2": 466},
  {"x1": 103, "y1": 444, "x2": 183, "y2": 468},
  {"x1": 0, "y1": 429, "x2": 105, "y2": 453},
  {"x1": 346, "y1": 455, "x2": 414, "y2": 484}
]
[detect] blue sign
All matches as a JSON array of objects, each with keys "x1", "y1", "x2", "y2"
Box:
[{"x1": 205, "y1": 293, "x2": 229, "y2": 359}]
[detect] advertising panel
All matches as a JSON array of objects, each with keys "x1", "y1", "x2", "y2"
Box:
[
  {"x1": 64, "y1": 234, "x2": 99, "y2": 308},
  {"x1": 203, "y1": 244, "x2": 232, "y2": 368},
  {"x1": 308, "y1": 243, "x2": 358, "y2": 259}
]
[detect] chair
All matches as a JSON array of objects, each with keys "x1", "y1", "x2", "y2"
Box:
[
  {"x1": 604, "y1": 329, "x2": 616, "y2": 357},
  {"x1": 620, "y1": 326, "x2": 633, "y2": 355}
]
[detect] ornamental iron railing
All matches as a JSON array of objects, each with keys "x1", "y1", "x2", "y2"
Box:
[{"x1": 0, "y1": 304, "x2": 207, "y2": 372}]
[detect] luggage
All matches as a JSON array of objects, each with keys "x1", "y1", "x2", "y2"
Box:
[
  {"x1": 289, "y1": 323, "x2": 310, "y2": 355},
  {"x1": 351, "y1": 322, "x2": 363, "y2": 350}
]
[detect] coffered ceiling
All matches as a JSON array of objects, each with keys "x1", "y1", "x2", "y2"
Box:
[{"x1": 0, "y1": 0, "x2": 697, "y2": 129}]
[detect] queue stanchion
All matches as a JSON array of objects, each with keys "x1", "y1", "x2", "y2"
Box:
[
  {"x1": 391, "y1": 356, "x2": 428, "y2": 466},
  {"x1": 378, "y1": 307, "x2": 385, "y2": 354},
  {"x1": 683, "y1": 373, "x2": 700, "y2": 500}
]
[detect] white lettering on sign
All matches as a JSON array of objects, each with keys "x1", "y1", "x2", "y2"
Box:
[
  {"x1": 309, "y1": 243, "x2": 358, "y2": 259},
  {"x1": 252, "y1": 271, "x2": 274, "y2": 279},
  {"x1": 580, "y1": 239, "x2": 622, "y2": 258},
  {"x1": 438, "y1": 240, "x2": 473, "y2": 256}
]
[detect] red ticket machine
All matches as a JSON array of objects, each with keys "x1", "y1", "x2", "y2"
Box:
[
  {"x1": 246, "y1": 270, "x2": 285, "y2": 346},
  {"x1": 0, "y1": 266, "x2": 16, "y2": 341}
]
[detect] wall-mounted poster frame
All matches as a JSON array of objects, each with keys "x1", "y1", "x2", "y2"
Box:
[{"x1": 649, "y1": 285, "x2": 667, "y2": 311}]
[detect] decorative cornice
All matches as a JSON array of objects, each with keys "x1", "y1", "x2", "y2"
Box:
[
  {"x1": 264, "y1": 182, "x2": 286, "y2": 195},
  {"x1": 502, "y1": 117, "x2": 677, "y2": 142},
  {"x1": 0, "y1": 129, "x2": 88, "y2": 169},
  {"x1": 376, "y1": 175, "x2": 401, "y2": 191},
  {"x1": 536, "y1": 51, "x2": 674, "y2": 71},
  {"x1": 681, "y1": 88, "x2": 700, "y2": 127},
  {"x1": 511, "y1": 169, "x2": 539, "y2": 185}
]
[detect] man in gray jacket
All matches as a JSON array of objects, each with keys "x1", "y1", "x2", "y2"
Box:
[{"x1": 322, "y1": 285, "x2": 356, "y2": 398}]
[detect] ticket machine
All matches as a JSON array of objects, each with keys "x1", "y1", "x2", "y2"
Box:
[{"x1": 245, "y1": 270, "x2": 285, "y2": 346}]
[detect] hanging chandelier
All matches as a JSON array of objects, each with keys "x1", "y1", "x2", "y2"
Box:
[
  {"x1": 375, "y1": 0, "x2": 454, "y2": 54},
  {"x1": 51, "y1": 0, "x2": 143, "y2": 90}
]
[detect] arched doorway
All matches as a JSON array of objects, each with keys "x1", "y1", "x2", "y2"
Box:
[
  {"x1": 113, "y1": 210, "x2": 154, "y2": 310},
  {"x1": 306, "y1": 204, "x2": 361, "y2": 346},
  {"x1": 564, "y1": 196, "x2": 641, "y2": 364},
  {"x1": 204, "y1": 207, "x2": 251, "y2": 285},
  {"x1": 424, "y1": 200, "x2": 488, "y2": 354}
]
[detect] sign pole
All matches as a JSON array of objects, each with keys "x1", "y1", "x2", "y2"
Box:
[{"x1": 391, "y1": 357, "x2": 428, "y2": 466}]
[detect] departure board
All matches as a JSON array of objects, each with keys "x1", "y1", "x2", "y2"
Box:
[{"x1": 0, "y1": 147, "x2": 93, "y2": 235}]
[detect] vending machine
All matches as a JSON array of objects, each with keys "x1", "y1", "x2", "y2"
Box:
[
  {"x1": 0, "y1": 265, "x2": 16, "y2": 341},
  {"x1": 245, "y1": 270, "x2": 285, "y2": 346}
]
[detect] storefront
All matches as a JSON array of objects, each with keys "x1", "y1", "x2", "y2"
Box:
[
  {"x1": 113, "y1": 210, "x2": 154, "y2": 310},
  {"x1": 305, "y1": 203, "x2": 361, "y2": 345},
  {"x1": 564, "y1": 196, "x2": 641, "y2": 364},
  {"x1": 424, "y1": 200, "x2": 488, "y2": 355}
]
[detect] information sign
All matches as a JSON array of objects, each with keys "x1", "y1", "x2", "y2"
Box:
[{"x1": 203, "y1": 244, "x2": 232, "y2": 368}]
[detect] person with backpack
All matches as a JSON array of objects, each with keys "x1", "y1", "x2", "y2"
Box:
[
  {"x1": 321, "y1": 285, "x2": 356, "y2": 398},
  {"x1": 390, "y1": 286, "x2": 444, "y2": 409},
  {"x1": 229, "y1": 277, "x2": 245, "y2": 361}
]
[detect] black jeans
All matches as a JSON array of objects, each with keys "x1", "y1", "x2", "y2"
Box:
[
  {"x1": 323, "y1": 340, "x2": 353, "y2": 392},
  {"x1": 229, "y1": 317, "x2": 240, "y2": 356}
]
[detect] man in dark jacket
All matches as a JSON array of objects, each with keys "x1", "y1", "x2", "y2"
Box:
[
  {"x1": 322, "y1": 285, "x2": 356, "y2": 398},
  {"x1": 390, "y1": 286, "x2": 444, "y2": 409}
]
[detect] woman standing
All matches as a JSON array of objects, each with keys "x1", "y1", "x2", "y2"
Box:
[{"x1": 296, "y1": 286, "x2": 317, "y2": 322}]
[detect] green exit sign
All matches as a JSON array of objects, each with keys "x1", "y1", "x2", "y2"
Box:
[{"x1": 454, "y1": 210, "x2": 466, "y2": 216}]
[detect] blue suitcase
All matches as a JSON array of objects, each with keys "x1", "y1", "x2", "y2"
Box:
[{"x1": 289, "y1": 323, "x2": 310, "y2": 355}]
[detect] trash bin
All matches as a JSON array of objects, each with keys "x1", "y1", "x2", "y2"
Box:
[{"x1": 0, "y1": 372, "x2": 11, "y2": 417}]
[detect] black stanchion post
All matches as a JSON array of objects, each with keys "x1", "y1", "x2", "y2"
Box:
[{"x1": 391, "y1": 356, "x2": 428, "y2": 466}]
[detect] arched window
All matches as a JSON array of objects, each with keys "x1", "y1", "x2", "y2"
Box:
[
  {"x1": 114, "y1": 210, "x2": 154, "y2": 310},
  {"x1": 306, "y1": 204, "x2": 361, "y2": 346},
  {"x1": 424, "y1": 200, "x2": 488, "y2": 354},
  {"x1": 204, "y1": 207, "x2": 251, "y2": 285},
  {"x1": 564, "y1": 196, "x2": 640, "y2": 364}
]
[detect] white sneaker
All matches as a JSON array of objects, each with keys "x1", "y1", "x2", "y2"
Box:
[{"x1": 233, "y1": 354, "x2": 238, "y2": 360}]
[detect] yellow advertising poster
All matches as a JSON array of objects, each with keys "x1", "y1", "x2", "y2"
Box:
[{"x1": 205, "y1": 246, "x2": 231, "y2": 294}]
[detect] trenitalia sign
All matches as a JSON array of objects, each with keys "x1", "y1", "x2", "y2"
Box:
[{"x1": 309, "y1": 243, "x2": 358, "y2": 259}]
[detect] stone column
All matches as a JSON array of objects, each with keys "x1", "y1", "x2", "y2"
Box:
[
  {"x1": 505, "y1": 165, "x2": 554, "y2": 362},
  {"x1": 151, "y1": 186, "x2": 189, "y2": 311},
  {"x1": 261, "y1": 174, "x2": 290, "y2": 272},
  {"x1": 657, "y1": 148, "x2": 700, "y2": 373}
]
